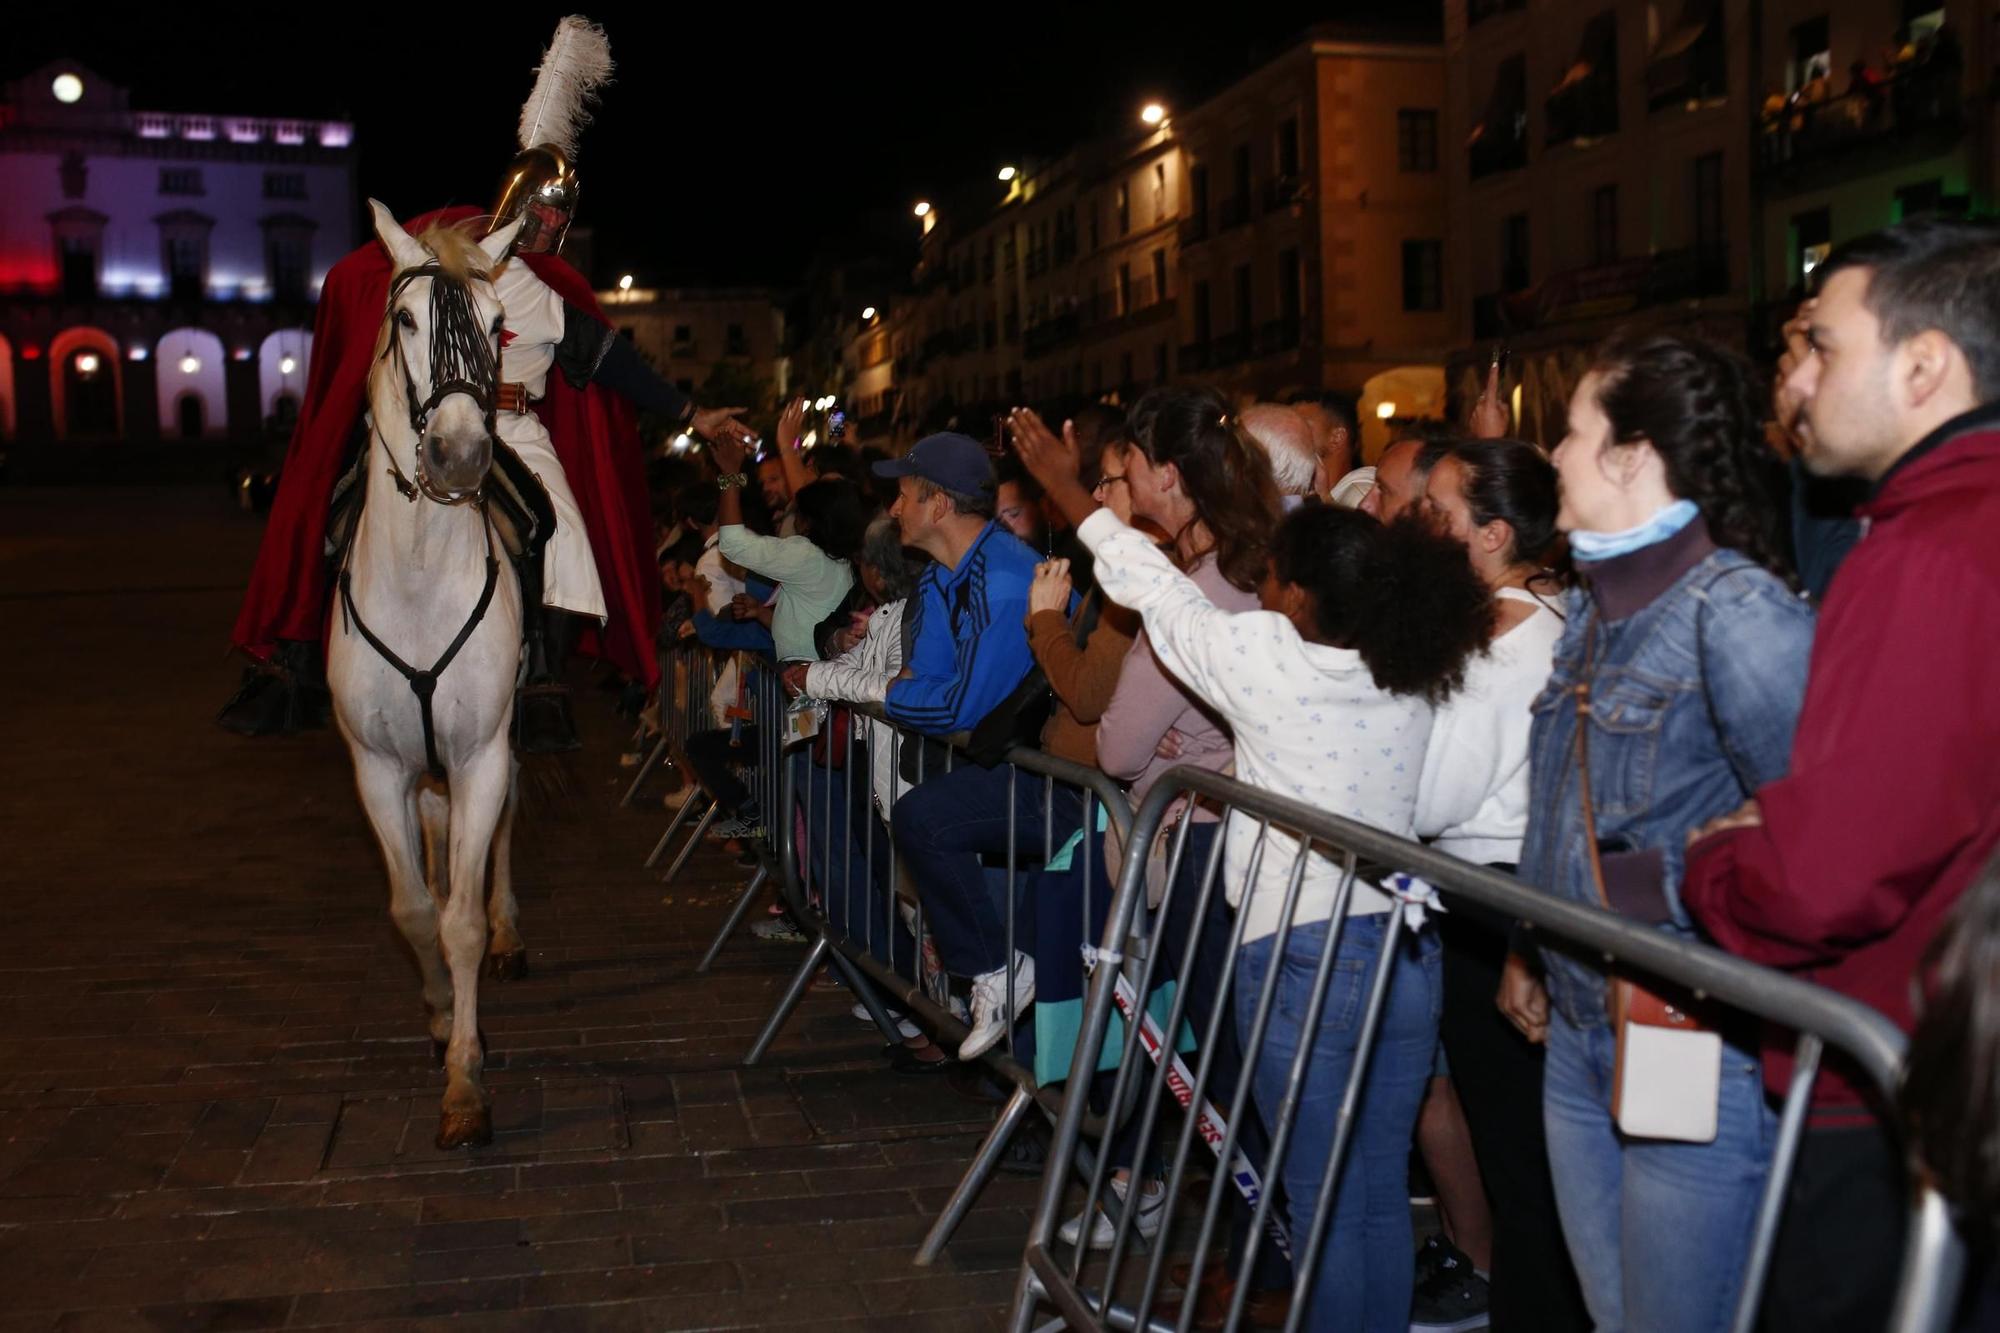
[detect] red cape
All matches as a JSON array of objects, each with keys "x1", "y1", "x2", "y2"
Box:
[{"x1": 230, "y1": 205, "x2": 660, "y2": 689}]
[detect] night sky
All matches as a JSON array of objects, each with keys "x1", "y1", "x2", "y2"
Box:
[{"x1": 13, "y1": 4, "x2": 1436, "y2": 289}]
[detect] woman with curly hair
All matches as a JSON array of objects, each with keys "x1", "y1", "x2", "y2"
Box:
[
  {"x1": 1503, "y1": 332, "x2": 1815, "y2": 1332},
  {"x1": 1018, "y1": 411, "x2": 1495, "y2": 1333}
]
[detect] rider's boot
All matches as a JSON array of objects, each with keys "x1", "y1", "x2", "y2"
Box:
[
  {"x1": 515, "y1": 588, "x2": 583, "y2": 755},
  {"x1": 216, "y1": 640, "x2": 329, "y2": 736}
]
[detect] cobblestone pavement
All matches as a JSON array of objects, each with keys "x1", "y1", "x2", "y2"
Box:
[{"x1": 0, "y1": 487, "x2": 1031, "y2": 1331}]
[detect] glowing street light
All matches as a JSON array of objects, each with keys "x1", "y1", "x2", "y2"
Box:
[
  {"x1": 279, "y1": 355, "x2": 297, "y2": 375},
  {"x1": 912, "y1": 201, "x2": 931, "y2": 218},
  {"x1": 617, "y1": 273, "x2": 634, "y2": 291},
  {"x1": 1140, "y1": 102, "x2": 1167, "y2": 127},
  {"x1": 179, "y1": 353, "x2": 201, "y2": 375},
  {"x1": 1376, "y1": 401, "x2": 1398, "y2": 419},
  {"x1": 861, "y1": 306, "x2": 877, "y2": 321},
  {"x1": 74, "y1": 352, "x2": 100, "y2": 376},
  {"x1": 997, "y1": 165, "x2": 1017, "y2": 182},
  {"x1": 51, "y1": 73, "x2": 83, "y2": 104}
]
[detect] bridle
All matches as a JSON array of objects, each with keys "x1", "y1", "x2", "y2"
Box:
[
  {"x1": 339, "y1": 255, "x2": 507, "y2": 780},
  {"x1": 378, "y1": 261, "x2": 499, "y2": 506}
]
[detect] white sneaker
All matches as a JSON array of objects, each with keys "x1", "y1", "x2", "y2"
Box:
[
  {"x1": 958, "y1": 955, "x2": 1035, "y2": 1060},
  {"x1": 661, "y1": 784, "x2": 696, "y2": 811},
  {"x1": 1058, "y1": 1177, "x2": 1166, "y2": 1250},
  {"x1": 849, "y1": 1001, "x2": 921, "y2": 1041}
]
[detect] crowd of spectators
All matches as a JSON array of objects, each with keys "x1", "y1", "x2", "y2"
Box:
[{"x1": 620, "y1": 217, "x2": 2000, "y2": 1333}]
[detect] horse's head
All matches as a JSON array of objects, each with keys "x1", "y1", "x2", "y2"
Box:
[{"x1": 367, "y1": 200, "x2": 523, "y2": 503}]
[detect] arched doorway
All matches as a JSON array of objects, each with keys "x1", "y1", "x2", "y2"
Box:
[
  {"x1": 1358, "y1": 365, "x2": 1448, "y2": 463},
  {"x1": 258, "y1": 328, "x2": 313, "y2": 434},
  {"x1": 0, "y1": 333, "x2": 15, "y2": 440},
  {"x1": 47, "y1": 327, "x2": 123, "y2": 440},
  {"x1": 154, "y1": 328, "x2": 227, "y2": 441},
  {"x1": 176, "y1": 393, "x2": 206, "y2": 440}
]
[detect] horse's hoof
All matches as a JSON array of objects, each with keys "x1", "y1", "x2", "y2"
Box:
[
  {"x1": 488, "y1": 951, "x2": 528, "y2": 981},
  {"x1": 435, "y1": 1107, "x2": 492, "y2": 1150}
]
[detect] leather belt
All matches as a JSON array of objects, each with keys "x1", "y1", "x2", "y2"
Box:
[{"x1": 496, "y1": 382, "x2": 531, "y2": 415}]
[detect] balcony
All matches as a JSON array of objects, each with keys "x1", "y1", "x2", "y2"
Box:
[
  {"x1": 1023, "y1": 309, "x2": 1080, "y2": 359},
  {"x1": 1255, "y1": 316, "x2": 1301, "y2": 355},
  {"x1": 1546, "y1": 74, "x2": 1619, "y2": 146},
  {"x1": 1468, "y1": 120, "x2": 1528, "y2": 179},
  {"x1": 1471, "y1": 246, "x2": 1731, "y2": 338},
  {"x1": 1211, "y1": 330, "x2": 1252, "y2": 366},
  {"x1": 1758, "y1": 71, "x2": 1965, "y2": 191},
  {"x1": 1264, "y1": 176, "x2": 1308, "y2": 214},
  {"x1": 1179, "y1": 214, "x2": 1211, "y2": 248},
  {"x1": 1218, "y1": 196, "x2": 1252, "y2": 231}
]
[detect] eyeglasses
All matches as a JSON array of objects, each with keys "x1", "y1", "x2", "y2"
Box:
[{"x1": 1093, "y1": 473, "x2": 1130, "y2": 496}]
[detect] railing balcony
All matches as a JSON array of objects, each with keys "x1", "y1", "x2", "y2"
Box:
[
  {"x1": 1759, "y1": 72, "x2": 1966, "y2": 184},
  {"x1": 1256, "y1": 316, "x2": 1301, "y2": 354},
  {"x1": 1264, "y1": 175, "x2": 1308, "y2": 213}
]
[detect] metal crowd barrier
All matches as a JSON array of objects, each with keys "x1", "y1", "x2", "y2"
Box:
[
  {"x1": 1008, "y1": 767, "x2": 1967, "y2": 1333},
  {"x1": 620, "y1": 639, "x2": 723, "y2": 806},
  {"x1": 680, "y1": 655, "x2": 1139, "y2": 1264}
]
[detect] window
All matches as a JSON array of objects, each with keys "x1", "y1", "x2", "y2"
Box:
[
  {"x1": 1151, "y1": 248, "x2": 1169, "y2": 304},
  {"x1": 1397, "y1": 110, "x2": 1439, "y2": 172},
  {"x1": 1402, "y1": 240, "x2": 1443, "y2": 311},
  {"x1": 1117, "y1": 263, "x2": 1132, "y2": 316},
  {"x1": 1470, "y1": 57, "x2": 1528, "y2": 177},
  {"x1": 268, "y1": 232, "x2": 309, "y2": 303},
  {"x1": 1193, "y1": 280, "x2": 1212, "y2": 344},
  {"x1": 1233, "y1": 263, "x2": 1253, "y2": 333},
  {"x1": 1153, "y1": 162, "x2": 1168, "y2": 219},
  {"x1": 262, "y1": 171, "x2": 306, "y2": 201},
  {"x1": 1278, "y1": 247, "x2": 1302, "y2": 332},
  {"x1": 1592, "y1": 184, "x2": 1619, "y2": 265},
  {"x1": 1233, "y1": 143, "x2": 1252, "y2": 206},
  {"x1": 1501, "y1": 213, "x2": 1530, "y2": 292},
  {"x1": 1117, "y1": 184, "x2": 1130, "y2": 237},
  {"x1": 1793, "y1": 206, "x2": 1832, "y2": 287},
  {"x1": 1895, "y1": 179, "x2": 1944, "y2": 220},
  {"x1": 1277, "y1": 116, "x2": 1301, "y2": 178},
  {"x1": 159, "y1": 168, "x2": 203, "y2": 196},
  {"x1": 1190, "y1": 165, "x2": 1210, "y2": 229},
  {"x1": 166, "y1": 234, "x2": 205, "y2": 300},
  {"x1": 672, "y1": 324, "x2": 692, "y2": 345},
  {"x1": 58, "y1": 234, "x2": 97, "y2": 301},
  {"x1": 1789, "y1": 15, "x2": 1830, "y2": 93},
  {"x1": 725, "y1": 322, "x2": 746, "y2": 355},
  {"x1": 1693, "y1": 151, "x2": 1726, "y2": 287}
]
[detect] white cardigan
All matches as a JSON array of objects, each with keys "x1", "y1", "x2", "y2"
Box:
[
  {"x1": 1414, "y1": 588, "x2": 1563, "y2": 868},
  {"x1": 803, "y1": 601, "x2": 912, "y2": 817},
  {"x1": 1079, "y1": 510, "x2": 1433, "y2": 942}
]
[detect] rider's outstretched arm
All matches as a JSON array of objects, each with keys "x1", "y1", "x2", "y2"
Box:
[{"x1": 554, "y1": 307, "x2": 696, "y2": 427}]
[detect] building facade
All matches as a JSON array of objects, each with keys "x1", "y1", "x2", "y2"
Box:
[
  {"x1": 594, "y1": 285, "x2": 789, "y2": 416},
  {"x1": 0, "y1": 60, "x2": 356, "y2": 444},
  {"x1": 839, "y1": 22, "x2": 1448, "y2": 451},
  {"x1": 1442, "y1": 0, "x2": 1987, "y2": 449}
]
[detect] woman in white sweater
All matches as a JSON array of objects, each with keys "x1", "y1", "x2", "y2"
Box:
[
  {"x1": 1409, "y1": 438, "x2": 1587, "y2": 1332},
  {"x1": 1016, "y1": 409, "x2": 1493, "y2": 1333}
]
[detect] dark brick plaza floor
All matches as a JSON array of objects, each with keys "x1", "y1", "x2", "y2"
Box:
[{"x1": 0, "y1": 486, "x2": 1030, "y2": 1330}]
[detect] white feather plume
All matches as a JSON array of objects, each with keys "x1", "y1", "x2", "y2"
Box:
[{"x1": 516, "y1": 16, "x2": 614, "y2": 159}]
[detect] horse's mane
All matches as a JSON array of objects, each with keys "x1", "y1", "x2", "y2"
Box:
[{"x1": 412, "y1": 223, "x2": 493, "y2": 286}]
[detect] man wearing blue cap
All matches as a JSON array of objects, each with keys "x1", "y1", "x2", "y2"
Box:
[{"x1": 874, "y1": 433, "x2": 1047, "y2": 1056}]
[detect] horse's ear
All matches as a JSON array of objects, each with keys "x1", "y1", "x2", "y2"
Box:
[
  {"x1": 479, "y1": 215, "x2": 525, "y2": 267},
  {"x1": 368, "y1": 199, "x2": 427, "y2": 272}
]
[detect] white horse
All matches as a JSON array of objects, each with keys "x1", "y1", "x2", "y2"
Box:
[{"x1": 328, "y1": 201, "x2": 529, "y2": 1149}]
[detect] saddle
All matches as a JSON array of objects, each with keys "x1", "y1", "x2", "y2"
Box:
[{"x1": 324, "y1": 414, "x2": 556, "y2": 576}]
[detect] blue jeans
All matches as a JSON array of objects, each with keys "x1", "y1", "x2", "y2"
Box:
[
  {"x1": 891, "y1": 762, "x2": 1083, "y2": 978},
  {"x1": 1543, "y1": 1010, "x2": 1776, "y2": 1333},
  {"x1": 796, "y1": 748, "x2": 915, "y2": 976},
  {"x1": 1235, "y1": 914, "x2": 1440, "y2": 1333}
]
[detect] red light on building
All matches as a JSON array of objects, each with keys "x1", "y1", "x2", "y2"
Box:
[{"x1": 21, "y1": 345, "x2": 42, "y2": 359}]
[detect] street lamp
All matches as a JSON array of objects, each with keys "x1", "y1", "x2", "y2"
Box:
[
  {"x1": 617, "y1": 273, "x2": 634, "y2": 291},
  {"x1": 861, "y1": 306, "x2": 877, "y2": 321},
  {"x1": 180, "y1": 353, "x2": 201, "y2": 375},
  {"x1": 74, "y1": 352, "x2": 99, "y2": 376},
  {"x1": 279, "y1": 354, "x2": 297, "y2": 375},
  {"x1": 913, "y1": 201, "x2": 931, "y2": 218},
  {"x1": 51, "y1": 73, "x2": 83, "y2": 104},
  {"x1": 1140, "y1": 102, "x2": 1167, "y2": 127},
  {"x1": 997, "y1": 165, "x2": 1017, "y2": 182},
  {"x1": 1376, "y1": 401, "x2": 1398, "y2": 419}
]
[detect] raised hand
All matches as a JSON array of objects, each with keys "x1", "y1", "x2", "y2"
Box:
[
  {"x1": 1028, "y1": 558, "x2": 1073, "y2": 617},
  {"x1": 776, "y1": 397, "x2": 807, "y2": 450},
  {"x1": 1008, "y1": 407, "x2": 1096, "y2": 527},
  {"x1": 1470, "y1": 358, "x2": 1510, "y2": 439}
]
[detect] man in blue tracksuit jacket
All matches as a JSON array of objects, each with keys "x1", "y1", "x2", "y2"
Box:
[{"x1": 874, "y1": 434, "x2": 1040, "y2": 735}]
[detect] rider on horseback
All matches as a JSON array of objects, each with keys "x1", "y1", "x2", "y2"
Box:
[{"x1": 219, "y1": 16, "x2": 753, "y2": 752}]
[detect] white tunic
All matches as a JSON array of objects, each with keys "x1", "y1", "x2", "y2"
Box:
[{"x1": 492, "y1": 258, "x2": 605, "y2": 620}]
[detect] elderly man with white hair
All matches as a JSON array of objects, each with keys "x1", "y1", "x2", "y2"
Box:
[{"x1": 1239, "y1": 403, "x2": 1322, "y2": 509}]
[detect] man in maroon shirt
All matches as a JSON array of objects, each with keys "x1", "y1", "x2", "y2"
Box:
[{"x1": 1683, "y1": 219, "x2": 2000, "y2": 1332}]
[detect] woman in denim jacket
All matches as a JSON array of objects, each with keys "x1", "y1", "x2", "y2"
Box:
[{"x1": 1501, "y1": 334, "x2": 1816, "y2": 1333}]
